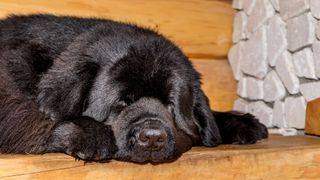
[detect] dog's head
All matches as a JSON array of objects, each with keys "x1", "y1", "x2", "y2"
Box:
[{"x1": 83, "y1": 38, "x2": 222, "y2": 163}]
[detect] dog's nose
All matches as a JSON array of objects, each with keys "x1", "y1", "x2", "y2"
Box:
[{"x1": 137, "y1": 128, "x2": 167, "y2": 150}]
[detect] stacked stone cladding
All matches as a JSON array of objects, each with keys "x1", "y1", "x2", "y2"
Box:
[{"x1": 230, "y1": 0, "x2": 320, "y2": 129}]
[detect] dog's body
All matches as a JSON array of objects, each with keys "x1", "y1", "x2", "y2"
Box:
[{"x1": 0, "y1": 14, "x2": 267, "y2": 162}]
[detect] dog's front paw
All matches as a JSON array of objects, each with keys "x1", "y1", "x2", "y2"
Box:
[
  {"x1": 216, "y1": 112, "x2": 268, "y2": 144},
  {"x1": 48, "y1": 116, "x2": 118, "y2": 161}
]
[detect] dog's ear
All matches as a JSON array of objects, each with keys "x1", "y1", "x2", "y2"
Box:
[{"x1": 193, "y1": 89, "x2": 222, "y2": 147}]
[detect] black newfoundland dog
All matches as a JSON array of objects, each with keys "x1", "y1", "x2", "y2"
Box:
[{"x1": 0, "y1": 14, "x2": 267, "y2": 163}]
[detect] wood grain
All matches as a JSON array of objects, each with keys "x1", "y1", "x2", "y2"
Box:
[
  {"x1": 1, "y1": 135, "x2": 320, "y2": 179},
  {"x1": 305, "y1": 98, "x2": 320, "y2": 136},
  {"x1": 0, "y1": 0, "x2": 235, "y2": 59}
]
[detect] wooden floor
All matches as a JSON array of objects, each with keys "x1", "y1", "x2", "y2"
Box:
[{"x1": 1, "y1": 135, "x2": 320, "y2": 179}]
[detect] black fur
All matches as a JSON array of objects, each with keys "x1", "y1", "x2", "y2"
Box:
[{"x1": 0, "y1": 14, "x2": 268, "y2": 163}]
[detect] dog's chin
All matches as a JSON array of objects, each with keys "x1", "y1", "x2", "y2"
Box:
[{"x1": 112, "y1": 147, "x2": 185, "y2": 163}]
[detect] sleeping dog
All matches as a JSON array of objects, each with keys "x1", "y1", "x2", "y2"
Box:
[{"x1": 0, "y1": 14, "x2": 267, "y2": 163}]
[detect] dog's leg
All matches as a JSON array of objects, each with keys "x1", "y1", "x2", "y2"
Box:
[
  {"x1": 0, "y1": 89, "x2": 55, "y2": 153},
  {"x1": 212, "y1": 111, "x2": 268, "y2": 144},
  {"x1": 47, "y1": 116, "x2": 117, "y2": 161},
  {"x1": 0, "y1": 67, "x2": 116, "y2": 160},
  {"x1": 0, "y1": 90, "x2": 117, "y2": 160}
]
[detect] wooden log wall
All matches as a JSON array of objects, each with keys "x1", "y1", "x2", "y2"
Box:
[
  {"x1": 0, "y1": 0, "x2": 235, "y2": 59},
  {"x1": 0, "y1": 0, "x2": 237, "y2": 111}
]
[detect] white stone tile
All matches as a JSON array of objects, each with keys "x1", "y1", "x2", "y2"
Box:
[
  {"x1": 267, "y1": 15, "x2": 287, "y2": 66},
  {"x1": 312, "y1": 41, "x2": 320, "y2": 78},
  {"x1": 248, "y1": 101, "x2": 273, "y2": 127},
  {"x1": 245, "y1": 0, "x2": 274, "y2": 36},
  {"x1": 233, "y1": 11, "x2": 247, "y2": 43},
  {"x1": 237, "y1": 76, "x2": 247, "y2": 98},
  {"x1": 300, "y1": 82, "x2": 320, "y2": 102},
  {"x1": 279, "y1": 0, "x2": 310, "y2": 20},
  {"x1": 317, "y1": 21, "x2": 320, "y2": 40},
  {"x1": 232, "y1": 0, "x2": 243, "y2": 10},
  {"x1": 273, "y1": 100, "x2": 287, "y2": 128},
  {"x1": 286, "y1": 12, "x2": 315, "y2": 52},
  {"x1": 275, "y1": 51, "x2": 300, "y2": 94},
  {"x1": 243, "y1": 0, "x2": 256, "y2": 15},
  {"x1": 292, "y1": 48, "x2": 317, "y2": 79},
  {"x1": 228, "y1": 42, "x2": 243, "y2": 80},
  {"x1": 246, "y1": 77, "x2": 264, "y2": 100},
  {"x1": 233, "y1": 98, "x2": 249, "y2": 113},
  {"x1": 263, "y1": 70, "x2": 286, "y2": 102},
  {"x1": 284, "y1": 96, "x2": 307, "y2": 129},
  {"x1": 241, "y1": 26, "x2": 268, "y2": 78},
  {"x1": 310, "y1": 0, "x2": 320, "y2": 19},
  {"x1": 269, "y1": 0, "x2": 279, "y2": 11}
]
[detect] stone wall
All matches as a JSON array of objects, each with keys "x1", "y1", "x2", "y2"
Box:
[{"x1": 229, "y1": 0, "x2": 320, "y2": 130}]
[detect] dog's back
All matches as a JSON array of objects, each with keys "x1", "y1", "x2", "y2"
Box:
[
  {"x1": 0, "y1": 15, "x2": 104, "y2": 53},
  {"x1": 0, "y1": 14, "x2": 175, "y2": 155}
]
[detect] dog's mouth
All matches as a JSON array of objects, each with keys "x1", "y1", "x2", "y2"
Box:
[
  {"x1": 113, "y1": 146, "x2": 182, "y2": 163},
  {"x1": 110, "y1": 119, "x2": 183, "y2": 163}
]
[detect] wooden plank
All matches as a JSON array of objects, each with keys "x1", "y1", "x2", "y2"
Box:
[
  {"x1": 1, "y1": 135, "x2": 320, "y2": 179},
  {"x1": 0, "y1": 0, "x2": 235, "y2": 59},
  {"x1": 192, "y1": 59, "x2": 237, "y2": 112}
]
